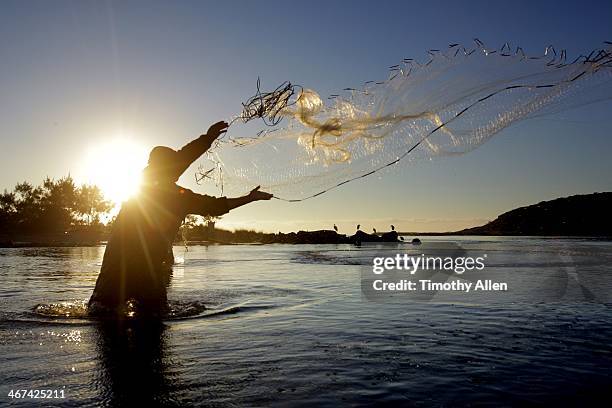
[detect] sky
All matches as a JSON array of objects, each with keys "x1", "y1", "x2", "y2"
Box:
[{"x1": 1, "y1": 0, "x2": 611, "y2": 233}]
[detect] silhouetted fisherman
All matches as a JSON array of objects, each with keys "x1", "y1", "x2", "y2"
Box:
[{"x1": 88, "y1": 121, "x2": 272, "y2": 316}]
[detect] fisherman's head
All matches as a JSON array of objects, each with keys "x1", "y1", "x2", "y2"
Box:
[{"x1": 143, "y1": 146, "x2": 181, "y2": 183}]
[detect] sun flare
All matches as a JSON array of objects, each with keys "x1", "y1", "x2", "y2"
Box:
[{"x1": 79, "y1": 138, "x2": 149, "y2": 206}]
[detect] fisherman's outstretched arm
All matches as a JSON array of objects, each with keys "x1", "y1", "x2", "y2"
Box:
[
  {"x1": 183, "y1": 186, "x2": 273, "y2": 217},
  {"x1": 224, "y1": 186, "x2": 273, "y2": 211},
  {"x1": 173, "y1": 121, "x2": 229, "y2": 178}
]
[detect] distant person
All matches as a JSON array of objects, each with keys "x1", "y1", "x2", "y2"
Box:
[{"x1": 88, "y1": 121, "x2": 272, "y2": 316}]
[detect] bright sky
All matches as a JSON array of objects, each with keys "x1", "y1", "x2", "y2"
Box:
[{"x1": 1, "y1": 0, "x2": 611, "y2": 233}]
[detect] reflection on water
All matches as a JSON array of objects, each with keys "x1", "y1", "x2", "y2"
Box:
[
  {"x1": 1, "y1": 238, "x2": 612, "y2": 406},
  {"x1": 95, "y1": 320, "x2": 173, "y2": 406}
]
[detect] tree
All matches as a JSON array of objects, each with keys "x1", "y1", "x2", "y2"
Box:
[
  {"x1": 75, "y1": 185, "x2": 112, "y2": 226},
  {"x1": 39, "y1": 176, "x2": 78, "y2": 231},
  {"x1": 13, "y1": 181, "x2": 44, "y2": 230},
  {"x1": 0, "y1": 190, "x2": 17, "y2": 230},
  {"x1": 0, "y1": 176, "x2": 114, "y2": 234}
]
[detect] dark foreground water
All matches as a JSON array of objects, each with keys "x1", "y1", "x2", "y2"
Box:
[{"x1": 1, "y1": 237, "x2": 611, "y2": 406}]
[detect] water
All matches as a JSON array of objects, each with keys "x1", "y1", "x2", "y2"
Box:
[{"x1": 1, "y1": 238, "x2": 611, "y2": 406}]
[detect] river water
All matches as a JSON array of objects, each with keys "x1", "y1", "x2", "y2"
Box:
[{"x1": 1, "y1": 237, "x2": 611, "y2": 406}]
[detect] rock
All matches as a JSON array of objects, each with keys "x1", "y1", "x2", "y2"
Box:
[{"x1": 263, "y1": 229, "x2": 400, "y2": 244}]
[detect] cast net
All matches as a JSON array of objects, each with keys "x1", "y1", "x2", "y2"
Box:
[{"x1": 197, "y1": 40, "x2": 612, "y2": 201}]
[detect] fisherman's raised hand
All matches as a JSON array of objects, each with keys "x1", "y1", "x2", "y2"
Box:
[
  {"x1": 248, "y1": 185, "x2": 273, "y2": 201},
  {"x1": 206, "y1": 121, "x2": 229, "y2": 140}
]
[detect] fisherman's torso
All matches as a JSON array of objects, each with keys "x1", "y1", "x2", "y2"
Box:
[{"x1": 90, "y1": 183, "x2": 188, "y2": 307}]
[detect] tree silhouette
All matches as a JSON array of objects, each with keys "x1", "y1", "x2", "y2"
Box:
[
  {"x1": 76, "y1": 184, "x2": 112, "y2": 226},
  {"x1": 0, "y1": 176, "x2": 112, "y2": 234}
]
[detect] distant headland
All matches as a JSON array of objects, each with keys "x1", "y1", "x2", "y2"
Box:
[{"x1": 451, "y1": 192, "x2": 612, "y2": 237}]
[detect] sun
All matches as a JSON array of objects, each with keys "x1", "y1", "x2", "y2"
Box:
[{"x1": 79, "y1": 138, "x2": 149, "y2": 206}]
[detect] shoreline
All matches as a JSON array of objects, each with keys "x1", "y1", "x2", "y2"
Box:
[{"x1": 2, "y1": 234, "x2": 611, "y2": 248}]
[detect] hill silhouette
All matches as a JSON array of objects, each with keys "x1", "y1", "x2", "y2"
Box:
[{"x1": 455, "y1": 192, "x2": 612, "y2": 236}]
